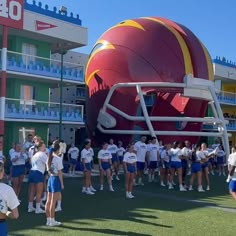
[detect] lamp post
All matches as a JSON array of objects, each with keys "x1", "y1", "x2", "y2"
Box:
[{"x1": 59, "y1": 50, "x2": 67, "y2": 140}]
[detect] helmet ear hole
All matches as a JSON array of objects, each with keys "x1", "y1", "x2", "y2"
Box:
[{"x1": 97, "y1": 110, "x2": 116, "y2": 128}]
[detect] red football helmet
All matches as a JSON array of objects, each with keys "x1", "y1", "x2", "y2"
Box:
[{"x1": 85, "y1": 17, "x2": 226, "y2": 146}]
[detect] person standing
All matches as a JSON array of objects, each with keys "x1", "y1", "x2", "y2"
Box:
[
  {"x1": 0, "y1": 162, "x2": 20, "y2": 236},
  {"x1": 123, "y1": 144, "x2": 137, "y2": 199},
  {"x1": 108, "y1": 139, "x2": 119, "y2": 180},
  {"x1": 68, "y1": 144, "x2": 79, "y2": 176}
]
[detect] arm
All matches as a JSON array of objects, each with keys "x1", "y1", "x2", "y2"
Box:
[
  {"x1": 6, "y1": 208, "x2": 19, "y2": 219},
  {"x1": 98, "y1": 158, "x2": 102, "y2": 170},
  {"x1": 82, "y1": 158, "x2": 87, "y2": 171},
  {"x1": 229, "y1": 165, "x2": 235, "y2": 176},
  {"x1": 58, "y1": 170, "x2": 64, "y2": 190}
]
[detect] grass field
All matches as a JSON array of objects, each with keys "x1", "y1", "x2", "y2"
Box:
[{"x1": 7, "y1": 173, "x2": 236, "y2": 236}]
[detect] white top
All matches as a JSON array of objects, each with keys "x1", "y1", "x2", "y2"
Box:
[
  {"x1": 10, "y1": 151, "x2": 27, "y2": 166},
  {"x1": 81, "y1": 149, "x2": 93, "y2": 163},
  {"x1": 117, "y1": 147, "x2": 126, "y2": 157},
  {"x1": 68, "y1": 147, "x2": 79, "y2": 160},
  {"x1": 147, "y1": 144, "x2": 159, "y2": 161},
  {"x1": 89, "y1": 148, "x2": 94, "y2": 158},
  {"x1": 9, "y1": 148, "x2": 15, "y2": 157},
  {"x1": 216, "y1": 150, "x2": 225, "y2": 158},
  {"x1": 23, "y1": 141, "x2": 33, "y2": 151},
  {"x1": 31, "y1": 151, "x2": 48, "y2": 174},
  {"x1": 107, "y1": 144, "x2": 118, "y2": 154},
  {"x1": 98, "y1": 149, "x2": 112, "y2": 161},
  {"x1": 59, "y1": 142, "x2": 67, "y2": 154},
  {"x1": 123, "y1": 152, "x2": 137, "y2": 164},
  {"x1": 134, "y1": 141, "x2": 147, "y2": 162},
  {"x1": 196, "y1": 150, "x2": 208, "y2": 161},
  {"x1": 161, "y1": 149, "x2": 171, "y2": 162},
  {"x1": 229, "y1": 152, "x2": 236, "y2": 180},
  {"x1": 0, "y1": 183, "x2": 20, "y2": 214},
  {"x1": 28, "y1": 145, "x2": 38, "y2": 158},
  {"x1": 48, "y1": 155, "x2": 63, "y2": 175},
  {"x1": 0, "y1": 151, "x2": 5, "y2": 163},
  {"x1": 181, "y1": 147, "x2": 192, "y2": 159},
  {"x1": 170, "y1": 148, "x2": 182, "y2": 162}
]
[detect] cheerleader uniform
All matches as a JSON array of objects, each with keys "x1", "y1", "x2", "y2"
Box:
[
  {"x1": 123, "y1": 152, "x2": 137, "y2": 173},
  {"x1": 117, "y1": 147, "x2": 126, "y2": 163},
  {"x1": 10, "y1": 151, "x2": 27, "y2": 178},
  {"x1": 98, "y1": 149, "x2": 112, "y2": 170},
  {"x1": 81, "y1": 148, "x2": 93, "y2": 171},
  {"x1": 108, "y1": 144, "x2": 118, "y2": 163}
]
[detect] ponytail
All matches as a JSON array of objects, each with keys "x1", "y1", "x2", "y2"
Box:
[{"x1": 48, "y1": 143, "x2": 60, "y2": 171}]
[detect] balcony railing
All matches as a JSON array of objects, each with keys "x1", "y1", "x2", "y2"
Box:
[
  {"x1": 5, "y1": 98, "x2": 84, "y2": 123},
  {"x1": 203, "y1": 118, "x2": 236, "y2": 131},
  {"x1": 217, "y1": 91, "x2": 236, "y2": 105},
  {"x1": 0, "y1": 50, "x2": 84, "y2": 83}
]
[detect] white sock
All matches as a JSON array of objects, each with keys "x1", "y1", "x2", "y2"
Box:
[
  {"x1": 43, "y1": 192, "x2": 47, "y2": 198},
  {"x1": 28, "y1": 202, "x2": 33, "y2": 208},
  {"x1": 47, "y1": 217, "x2": 51, "y2": 223},
  {"x1": 57, "y1": 200, "x2": 61, "y2": 208},
  {"x1": 138, "y1": 178, "x2": 142, "y2": 183},
  {"x1": 51, "y1": 218, "x2": 55, "y2": 222},
  {"x1": 36, "y1": 203, "x2": 40, "y2": 210},
  {"x1": 82, "y1": 186, "x2": 86, "y2": 191}
]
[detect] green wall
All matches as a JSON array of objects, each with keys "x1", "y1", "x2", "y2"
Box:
[{"x1": 4, "y1": 122, "x2": 48, "y2": 155}]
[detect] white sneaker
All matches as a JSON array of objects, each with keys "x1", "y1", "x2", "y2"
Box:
[
  {"x1": 168, "y1": 184, "x2": 174, "y2": 190},
  {"x1": 187, "y1": 171, "x2": 191, "y2": 176},
  {"x1": 109, "y1": 186, "x2": 115, "y2": 192},
  {"x1": 138, "y1": 181, "x2": 144, "y2": 186},
  {"x1": 49, "y1": 220, "x2": 62, "y2": 227},
  {"x1": 206, "y1": 185, "x2": 210, "y2": 191},
  {"x1": 86, "y1": 190, "x2": 95, "y2": 195},
  {"x1": 160, "y1": 183, "x2": 166, "y2": 187},
  {"x1": 28, "y1": 207, "x2": 35, "y2": 213},
  {"x1": 81, "y1": 188, "x2": 86, "y2": 193},
  {"x1": 129, "y1": 193, "x2": 135, "y2": 198},
  {"x1": 35, "y1": 208, "x2": 45, "y2": 214},
  {"x1": 55, "y1": 207, "x2": 62, "y2": 212},
  {"x1": 90, "y1": 186, "x2": 96, "y2": 192},
  {"x1": 188, "y1": 186, "x2": 194, "y2": 191},
  {"x1": 172, "y1": 182, "x2": 176, "y2": 186},
  {"x1": 179, "y1": 186, "x2": 187, "y2": 192},
  {"x1": 116, "y1": 176, "x2": 120, "y2": 181},
  {"x1": 223, "y1": 172, "x2": 226, "y2": 176},
  {"x1": 211, "y1": 171, "x2": 215, "y2": 176},
  {"x1": 100, "y1": 186, "x2": 104, "y2": 191},
  {"x1": 198, "y1": 187, "x2": 205, "y2": 192}
]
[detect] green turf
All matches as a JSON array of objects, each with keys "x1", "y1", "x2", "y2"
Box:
[{"x1": 7, "y1": 174, "x2": 236, "y2": 236}]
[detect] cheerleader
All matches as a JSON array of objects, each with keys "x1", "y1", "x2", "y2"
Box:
[
  {"x1": 216, "y1": 145, "x2": 226, "y2": 176},
  {"x1": 98, "y1": 142, "x2": 114, "y2": 191},
  {"x1": 227, "y1": 149, "x2": 236, "y2": 201},
  {"x1": 0, "y1": 162, "x2": 19, "y2": 236},
  {"x1": 67, "y1": 144, "x2": 79, "y2": 176},
  {"x1": 108, "y1": 139, "x2": 119, "y2": 180},
  {"x1": 10, "y1": 144, "x2": 28, "y2": 198},
  {"x1": 123, "y1": 144, "x2": 137, "y2": 199},
  {"x1": 28, "y1": 141, "x2": 48, "y2": 213},
  {"x1": 117, "y1": 141, "x2": 126, "y2": 173},
  {"x1": 160, "y1": 144, "x2": 172, "y2": 187},
  {"x1": 81, "y1": 140, "x2": 95, "y2": 195},
  {"x1": 147, "y1": 137, "x2": 159, "y2": 182},
  {"x1": 181, "y1": 141, "x2": 192, "y2": 187},
  {"x1": 188, "y1": 146, "x2": 205, "y2": 192},
  {"x1": 45, "y1": 143, "x2": 64, "y2": 227},
  {"x1": 169, "y1": 142, "x2": 186, "y2": 191}
]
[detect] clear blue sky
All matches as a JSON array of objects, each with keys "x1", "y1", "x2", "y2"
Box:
[{"x1": 39, "y1": 0, "x2": 236, "y2": 61}]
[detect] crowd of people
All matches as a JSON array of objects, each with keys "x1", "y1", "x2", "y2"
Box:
[{"x1": 1, "y1": 133, "x2": 236, "y2": 235}]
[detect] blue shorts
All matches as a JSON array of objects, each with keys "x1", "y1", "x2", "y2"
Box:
[
  {"x1": 82, "y1": 163, "x2": 92, "y2": 172},
  {"x1": 111, "y1": 154, "x2": 118, "y2": 163},
  {"x1": 181, "y1": 160, "x2": 188, "y2": 169},
  {"x1": 28, "y1": 170, "x2": 44, "y2": 183},
  {"x1": 47, "y1": 176, "x2": 61, "y2": 193},
  {"x1": 191, "y1": 162, "x2": 202, "y2": 173},
  {"x1": 163, "y1": 161, "x2": 170, "y2": 169},
  {"x1": 12, "y1": 165, "x2": 25, "y2": 177},
  {"x1": 25, "y1": 161, "x2": 32, "y2": 170},
  {"x1": 118, "y1": 156, "x2": 123, "y2": 162},
  {"x1": 209, "y1": 158, "x2": 215, "y2": 164},
  {"x1": 201, "y1": 162, "x2": 209, "y2": 169},
  {"x1": 170, "y1": 161, "x2": 182, "y2": 169},
  {"x1": 149, "y1": 161, "x2": 157, "y2": 169},
  {"x1": 137, "y1": 161, "x2": 145, "y2": 171},
  {"x1": 70, "y1": 159, "x2": 77, "y2": 165},
  {"x1": 217, "y1": 157, "x2": 224, "y2": 165},
  {"x1": 0, "y1": 221, "x2": 7, "y2": 236},
  {"x1": 127, "y1": 164, "x2": 136, "y2": 173},
  {"x1": 101, "y1": 162, "x2": 111, "y2": 171},
  {"x1": 229, "y1": 180, "x2": 236, "y2": 192}
]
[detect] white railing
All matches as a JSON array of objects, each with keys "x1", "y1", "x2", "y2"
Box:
[
  {"x1": 217, "y1": 91, "x2": 236, "y2": 105},
  {"x1": 0, "y1": 49, "x2": 85, "y2": 82},
  {"x1": 5, "y1": 98, "x2": 84, "y2": 123}
]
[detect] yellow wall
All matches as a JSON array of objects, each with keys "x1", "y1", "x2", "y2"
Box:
[{"x1": 222, "y1": 84, "x2": 236, "y2": 92}]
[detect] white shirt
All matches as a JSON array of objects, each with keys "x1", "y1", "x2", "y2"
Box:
[
  {"x1": 134, "y1": 141, "x2": 147, "y2": 162},
  {"x1": 81, "y1": 149, "x2": 93, "y2": 163},
  {"x1": 0, "y1": 183, "x2": 20, "y2": 214},
  {"x1": 9, "y1": 148, "x2": 15, "y2": 157},
  {"x1": 28, "y1": 145, "x2": 37, "y2": 158},
  {"x1": 23, "y1": 141, "x2": 33, "y2": 151},
  {"x1": 161, "y1": 149, "x2": 171, "y2": 162},
  {"x1": 170, "y1": 148, "x2": 182, "y2": 162},
  {"x1": 31, "y1": 151, "x2": 48, "y2": 174},
  {"x1": 89, "y1": 148, "x2": 94, "y2": 159},
  {"x1": 0, "y1": 151, "x2": 5, "y2": 163},
  {"x1": 107, "y1": 144, "x2": 118, "y2": 154},
  {"x1": 10, "y1": 151, "x2": 27, "y2": 166},
  {"x1": 229, "y1": 152, "x2": 236, "y2": 180},
  {"x1": 147, "y1": 144, "x2": 159, "y2": 161},
  {"x1": 196, "y1": 150, "x2": 208, "y2": 161},
  {"x1": 59, "y1": 142, "x2": 67, "y2": 154},
  {"x1": 98, "y1": 149, "x2": 112, "y2": 161},
  {"x1": 123, "y1": 152, "x2": 137, "y2": 164},
  {"x1": 216, "y1": 150, "x2": 225, "y2": 158},
  {"x1": 68, "y1": 147, "x2": 79, "y2": 160},
  {"x1": 181, "y1": 147, "x2": 192, "y2": 159},
  {"x1": 48, "y1": 155, "x2": 63, "y2": 175},
  {"x1": 117, "y1": 147, "x2": 125, "y2": 157}
]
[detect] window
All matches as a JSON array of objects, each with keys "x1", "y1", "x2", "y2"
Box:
[
  {"x1": 20, "y1": 85, "x2": 36, "y2": 111},
  {"x1": 19, "y1": 127, "x2": 35, "y2": 144},
  {"x1": 22, "y1": 43, "x2": 37, "y2": 64}
]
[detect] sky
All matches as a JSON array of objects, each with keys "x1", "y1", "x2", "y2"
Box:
[{"x1": 38, "y1": 0, "x2": 236, "y2": 61}]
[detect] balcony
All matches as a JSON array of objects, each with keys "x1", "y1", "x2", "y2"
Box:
[
  {"x1": 4, "y1": 98, "x2": 84, "y2": 124},
  {"x1": 0, "y1": 50, "x2": 84, "y2": 83},
  {"x1": 203, "y1": 119, "x2": 236, "y2": 132},
  {"x1": 217, "y1": 91, "x2": 236, "y2": 105}
]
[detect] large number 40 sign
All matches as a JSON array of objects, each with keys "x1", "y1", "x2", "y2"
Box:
[{"x1": 0, "y1": 0, "x2": 24, "y2": 29}]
